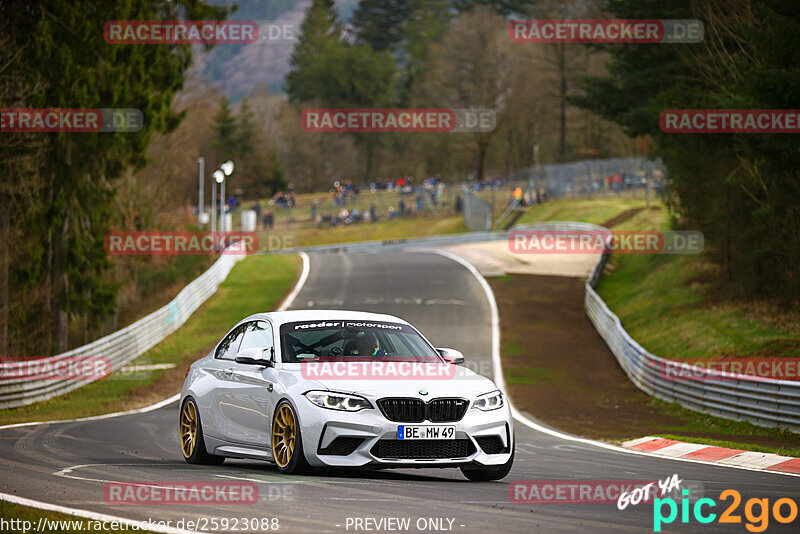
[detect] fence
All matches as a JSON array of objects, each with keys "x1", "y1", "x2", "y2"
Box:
[
  {"x1": 461, "y1": 184, "x2": 493, "y2": 231},
  {"x1": 5, "y1": 212, "x2": 797, "y2": 432},
  {"x1": 0, "y1": 252, "x2": 245, "y2": 409},
  {"x1": 460, "y1": 156, "x2": 668, "y2": 231},
  {"x1": 507, "y1": 156, "x2": 666, "y2": 200},
  {"x1": 255, "y1": 185, "x2": 460, "y2": 230},
  {"x1": 585, "y1": 244, "x2": 800, "y2": 433}
]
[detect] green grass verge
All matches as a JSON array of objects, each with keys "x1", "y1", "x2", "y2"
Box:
[
  {"x1": 0, "y1": 501, "x2": 156, "y2": 533},
  {"x1": 516, "y1": 196, "x2": 654, "y2": 226},
  {"x1": 593, "y1": 208, "x2": 800, "y2": 449},
  {"x1": 260, "y1": 214, "x2": 468, "y2": 248},
  {"x1": 653, "y1": 434, "x2": 800, "y2": 458},
  {"x1": 597, "y1": 209, "x2": 800, "y2": 361},
  {"x1": 0, "y1": 254, "x2": 301, "y2": 426},
  {"x1": 261, "y1": 196, "x2": 654, "y2": 250},
  {"x1": 642, "y1": 398, "x2": 800, "y2": 457}
]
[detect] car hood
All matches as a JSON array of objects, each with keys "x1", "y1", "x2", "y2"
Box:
[{"x1": 288, "y1": 362, "x2": 499, "y2": 399}]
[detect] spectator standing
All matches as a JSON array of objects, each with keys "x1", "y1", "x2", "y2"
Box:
[{"x1": 253, "y1": 201, "x2": 262, "y2": 228}]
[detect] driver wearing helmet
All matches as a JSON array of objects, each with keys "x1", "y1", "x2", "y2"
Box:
[{"x1": 356, "y1": 332, "x2": 384, "y2": 356}]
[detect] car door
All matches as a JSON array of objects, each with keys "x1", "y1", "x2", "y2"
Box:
[
  {"x1": 214, "y1": 320, "x2": 276, "y2": 447},
  {"x1": 202, "y1": 323, "x2": 247, "y2": 440}
]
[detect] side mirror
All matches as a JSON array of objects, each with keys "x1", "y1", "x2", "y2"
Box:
[
  {"x1": 235, "y1": 347, "x2": 273, "y2": 367},
  {"x1": 437, "y1": 348, "x2": 465, "y2": 365}
]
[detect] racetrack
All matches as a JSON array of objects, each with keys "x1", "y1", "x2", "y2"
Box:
[{"x1": 1, "y1": 250, "x2": 797, "y2": 533}]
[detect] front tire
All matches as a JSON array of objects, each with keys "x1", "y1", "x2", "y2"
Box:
[
  {"x1": 271, "y1": 401, "x2": 310, "y2": 474},
  {"x1": 180, "y1": 397, "x2": 224, "y2": 465},
  {"x1": 460, "y1": 448, "x2": 514, "y2": 481}
]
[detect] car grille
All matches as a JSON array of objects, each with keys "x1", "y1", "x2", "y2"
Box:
[
  {"x1": 317, "y1": 436, "x2": 364, "y2": 456},
  {"x1": 428, "y1": 399, "x2": 469, "y2": 422},
  {"x1": 371, "y1": 439, "x2": 476, "y2": 460},
  {"x1": 378, "y1": 398, "x2": 468, "y2": 423},
  {"x1": 475, "y1": 435, "x2": 506, "y2": 454}
]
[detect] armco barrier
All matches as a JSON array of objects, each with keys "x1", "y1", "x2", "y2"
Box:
[
  {"x1": 0, "y1": 252, "x2": 245, "y2": 409},
  {"x1": 266, "y1": 221, "x2": 602, "y2": 256},
  {"x1": 585, "y1": 243, "x2": 800, "y2": 433},
  {"x1": 5, "y1": 221, "x2": 797, "y2": 433},
  {"x1": 0, "y1": 223, "x2": 597, "y2": 409}
]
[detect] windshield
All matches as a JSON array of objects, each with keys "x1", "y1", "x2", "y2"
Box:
[{"x1": 279, "y1": 320, "x2": 441, "y2": 363}]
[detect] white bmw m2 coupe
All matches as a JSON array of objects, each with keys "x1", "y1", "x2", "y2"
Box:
[{"x1": 180, "y1": 310, "x2": 514, "y2": 481}]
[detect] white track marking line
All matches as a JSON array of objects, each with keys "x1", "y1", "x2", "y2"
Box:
[
  {"x1": 277, "y1": 252, "x2": 309, "y2": 311},
  {"x1": 0, "y1": 252, "x2": 311, "y2": 533},
  {"x1": 54, "y1": 465, "x2": 259, "y2": 500},
  {"x1": 0, "y1": 252, "x2": 310, "y2": 432},
  {"x1": 119, "y1": 363, "x2": 177, "y2": 372},
  {"x1": 0, "y1": 394, "x2": 181, "y2": 430},
  {"x1": 0, "y1": 492, "x2": 200, "y2": 534},
  {"x1": 430, "y1": 248, "x2": 800, "y2": 478}
]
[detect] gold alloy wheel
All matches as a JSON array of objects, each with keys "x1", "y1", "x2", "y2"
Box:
[
  {"x1": 272, "y1": 404, "x2": 296, "y2": 468},
  {"x1": 180, "y1": 401, "x2": 198, "y2": 458}
]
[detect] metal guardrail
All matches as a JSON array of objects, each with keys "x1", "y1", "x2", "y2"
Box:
[
  {"x1": 266, "y1": 221, "x2": 607, "y2": 256},
  {"x1": 5, "y1": 217, "x2": 797, "y2": 433},
  {"x1": 585, "y1": 247, "x2": 800, "y2": 433},
  {"x1": 0, "y1": 252, "x2": 246, "y2": 409},
  {"x1": 0, "y1": 224, "x2": 588, "y2": 409}
]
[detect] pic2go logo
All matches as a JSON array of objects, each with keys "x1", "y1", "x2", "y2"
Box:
[{"x1": 654, "y1": 489, "x2": 799, "y2": 532}]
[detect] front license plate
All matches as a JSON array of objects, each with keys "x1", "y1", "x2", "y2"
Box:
[{"x1": 397, "y1": 425, "x2": 455, "y2": 440}]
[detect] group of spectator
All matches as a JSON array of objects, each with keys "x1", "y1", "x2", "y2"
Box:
[
  {"x1": 369, "y1": 176, "x2": 414, "y2": 192},
  {"x1": 332, "y1": 180, "x2": 359, "y2": 207},
  {"x1": 270, "y1": 183, "x2": 297, "y2": 207},
  {"x1": 313, "y1": 175, "x2": 456, "y2": 227},
  {"x1": 249, "y1": 201, "x2": 274, "y2": 230}
]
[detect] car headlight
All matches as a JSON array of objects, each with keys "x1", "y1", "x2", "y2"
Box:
[
  {"x1": 304, "y1": 391, "x2": 372, "y2": 412},
  {"x1": 472, "y1": 390, "x2": 504, "y2": 411}
]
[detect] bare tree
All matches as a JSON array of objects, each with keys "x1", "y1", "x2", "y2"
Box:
[{"x1": 412, "y1": 6, "x2": 512, "y2": 181}]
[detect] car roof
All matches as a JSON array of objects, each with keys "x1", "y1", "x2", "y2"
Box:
[{"x1": 245, "y1": 309, "x2": 411, "y2": 326}]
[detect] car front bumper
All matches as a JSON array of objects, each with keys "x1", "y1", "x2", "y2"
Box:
[{"x1": 296, "y1": 397, "x2": 514, "y2": 468}]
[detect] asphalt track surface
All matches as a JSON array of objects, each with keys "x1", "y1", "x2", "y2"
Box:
[{"x1": 1, "y1": 251, "x2": 799, "y2": 533}]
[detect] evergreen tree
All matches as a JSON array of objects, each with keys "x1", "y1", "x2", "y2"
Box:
[
  {"x1": 575, "y1": 0, "x2": 800, "y2": 298},
  {"x1": 285, "y1": 0, "x2": 343, "y2": 105},
  {"x1": 1, "y1": 0, "x2": 229, "y2": 352},
  {"x1": 212, "y1": 97, "x2": 239, "y2": 160},
  {"x1": 352, "y1": 0, "x2": 418, "y2": 53}
]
